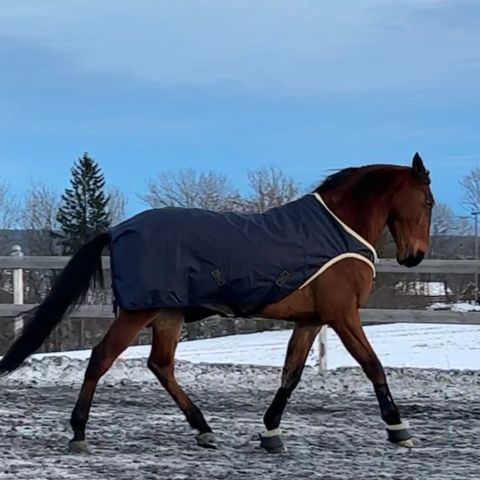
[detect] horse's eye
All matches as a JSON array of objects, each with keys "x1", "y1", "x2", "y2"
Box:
[{"x1": 426, "y1": 199, "x2": 433, "y2": 208}]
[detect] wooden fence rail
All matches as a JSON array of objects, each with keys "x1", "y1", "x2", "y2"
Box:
[
  {"x1": 1, "y1": 304, "x2": 480, "y2": 324},
  {"x1": 1, "y1": 255, "x2": 480, "y2": 273},
  {"x1": 1, "y1": 246, "x2": 479, "y2": 371}
]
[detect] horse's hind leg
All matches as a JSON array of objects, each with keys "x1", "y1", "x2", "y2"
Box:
[
  {"x1": 261, "y1": 321, "x2": 320, "y2": 453},
  {"x1": 148, "y1": 310, "x2": 216, "y2": 448},
  {"x1": 69, "y1": 310, "x2": 153, "y2": 454}
]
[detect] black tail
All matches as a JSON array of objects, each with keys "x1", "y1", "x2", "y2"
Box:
[{"x1": 0, "y1": 233, "x2": 110, "y2": 374}]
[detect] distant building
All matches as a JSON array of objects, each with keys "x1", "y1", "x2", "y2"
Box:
[{"x1": 395, "y1": 281, "x2": 453, "y2": 296}]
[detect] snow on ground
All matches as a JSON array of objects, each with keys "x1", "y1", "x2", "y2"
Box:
[
  {"x1": 428, "y1": 302, "x2": 480, "y2": 313},
  {"x1": 1, "y1": 363, "x2": 480, "y2": 480},
  {"x1": 3, "y1": 322, "x2": 477, "y2": 389},
  {"x1": 33, "y1": 322, "x2": 480, "y2": 376},
  {"x1": 2, "y1": 323, "x2": 480, "y2": 479}
]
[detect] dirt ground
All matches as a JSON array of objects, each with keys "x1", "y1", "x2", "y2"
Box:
[{"x1": 1, "y1": 359, "x2": 479, "y2": 479}]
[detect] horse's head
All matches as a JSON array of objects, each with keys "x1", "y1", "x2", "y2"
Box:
[{"x1": 387, "y1": 153, "x2": 434, "y2": 268}]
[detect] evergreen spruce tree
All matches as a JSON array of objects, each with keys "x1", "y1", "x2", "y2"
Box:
[{"x1": 56, "y1": 153, "x2": 111, "y2": 254}]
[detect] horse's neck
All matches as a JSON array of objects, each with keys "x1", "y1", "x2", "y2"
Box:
[{"x1": 321, "y1": 191, "x2": 388, "y2": 248}]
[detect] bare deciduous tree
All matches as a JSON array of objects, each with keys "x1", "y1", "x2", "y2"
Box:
[
  {"x1": 108, "y1": 186, "x2": 128, "y2": 225},
  {"x1": 0, "y1": 182, "x2": 19, "y2": 229},
  {"x1": 139, "y1": 165, "x2": 302, "y2": 216},
  {"x1": 140, "y1": 168, "x2": 244, "y2": 212},
  {"x1": 246, "y1": 166, "x2": 299, "y2": 212},
  {"x1": 429, "y1": 203, "x2": 460, "y2": 258},
  {"x1": 460, "y1": 167, "x2": 480, "y2": 212},
  {"x1": 431, "y1": 203, "x2": 457, "y2": 237},
  {"x1": 0, "y1": 182, "x2": 20, "y2": 258},
  {"x1": 19, "y1": 182, "x2": 61, "y2": 305},
  {"x1": 456, "y1": 217, "x2": 473, "y2": 236},
  {"x1": 21, "y1": 181, "x2": 60, "y2": 255}
]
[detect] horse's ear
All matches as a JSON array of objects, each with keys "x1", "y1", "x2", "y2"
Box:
[
  {"x1": 412, "y1": 152, "x2": 425, "y2": 172},
  {"x1": 411, "y1": 152, "x2": 430, "y2": 183}
]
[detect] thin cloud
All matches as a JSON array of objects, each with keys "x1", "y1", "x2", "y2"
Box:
[{"x1": 0, "y1": 1, "x2": 479, "y2": 94}]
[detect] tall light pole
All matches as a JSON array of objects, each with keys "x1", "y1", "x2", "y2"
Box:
[{"x1": 473, "y1": 211, "x2": 480, "y2": 303}]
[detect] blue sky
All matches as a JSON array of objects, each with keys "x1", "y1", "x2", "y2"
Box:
[{"x1": 1, "y1": 0, "x2": 479, "y2": 216}]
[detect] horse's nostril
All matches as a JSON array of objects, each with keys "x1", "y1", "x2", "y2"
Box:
[
  {"x1": 398, "y1": 250, "x2": 425, "y2": 268},
  {"x1": 404, "y1": 252, "x2": 425, "y2": 268}
]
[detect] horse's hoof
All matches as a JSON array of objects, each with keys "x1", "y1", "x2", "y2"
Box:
[
  {"x1": 396, "y1": 437, "x2": 420, "y2": 449},
  {"x1": 259, "y1": 430, "x2": 287, "y2": 454},
  {"x1": 386, "y1": 422, "x2": 418, "y2": 448},
  {"x1": 196, "y1": 432, "x2": 218, "y2": 449},
  {"x1": 69, "y1": 440, "x2": 91, "y2": 455}
]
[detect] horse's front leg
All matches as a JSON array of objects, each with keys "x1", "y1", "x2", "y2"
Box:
[
  {"x1": 331, "y1": 308, "x2": 418, "y2": 448},
  {"x1": 261, "y1": 321, "x2": 320, "y2": 453}
]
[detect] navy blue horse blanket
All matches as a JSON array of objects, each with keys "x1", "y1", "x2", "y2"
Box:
[{"x1": 109, "y1": 193, "x2": 377, "y2": 316}]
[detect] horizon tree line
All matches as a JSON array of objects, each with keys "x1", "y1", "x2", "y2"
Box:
[{"x1": 0, "y1": 153, "x2": 479, "y2": 256}]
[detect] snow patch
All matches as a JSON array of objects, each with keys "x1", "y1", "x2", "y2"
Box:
[
  {"x1": 428, "y1": 302, "x2": 480, "y2": 312},
  {"x1": 2, "y1": 323, "x2": 479, "y2": 387}
]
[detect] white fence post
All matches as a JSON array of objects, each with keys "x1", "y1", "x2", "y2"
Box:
[
  {"x1": 11, "y1": 245, "x2": 24, "y2": 337},
  {"x1": 317, "y1": 325, "x2": 327, "y2": 373}
]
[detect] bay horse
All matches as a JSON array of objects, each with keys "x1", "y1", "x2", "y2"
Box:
[{"x1": 0, "y1": 153, "x2": 433, "y2": 454}]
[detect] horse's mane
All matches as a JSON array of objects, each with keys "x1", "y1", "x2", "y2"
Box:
[
  {"x1": 315, "y1": 167, "x2": 361, "y2": 193},
  {"x1": 314, "y1": 163, "x2": 430, "y2": 195}
]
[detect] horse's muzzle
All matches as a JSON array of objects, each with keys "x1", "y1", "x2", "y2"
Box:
[{"x1": 398, "y1": 250, "x2": 425, "y2": 268}]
